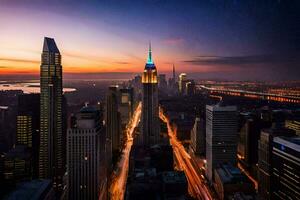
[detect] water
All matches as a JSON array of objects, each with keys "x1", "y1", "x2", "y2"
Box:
[{"x1": 0, "y1": 82, "x2": 76, "y2": 94}]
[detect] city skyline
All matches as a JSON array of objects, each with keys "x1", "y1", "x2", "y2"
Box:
[
  {"x1": 1, "y1": 0, "x2": 300, "y2": 80},
  {"x1": 1, "y1": 1, "x2": 300, "y2": 200},
  {"x1": 0, "y1": 35, "x2": 299, "y2": 199}
]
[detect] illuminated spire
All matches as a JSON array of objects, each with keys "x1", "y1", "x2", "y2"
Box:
[{"x1": 147, "y1": 41, "x2": 153, "y2": 64}]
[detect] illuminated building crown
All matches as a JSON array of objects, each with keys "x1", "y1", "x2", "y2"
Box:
[{"x1": 142, "y1": 42, "x2": 157, "y2": 83}]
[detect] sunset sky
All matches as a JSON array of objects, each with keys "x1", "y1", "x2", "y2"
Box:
[{"x1": 0, "y1": 0, "x2": 299, "y2": 80}]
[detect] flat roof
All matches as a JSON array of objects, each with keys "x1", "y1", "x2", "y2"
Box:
[
  {"x1": 274, "y1": 136, "x2": 300, "y2": 152},
  {"x1": 5, "y1": 179, "x2": 52, "y2": 200},
  {"x1": 162, "y1": 171, "x2": 187, "y2": 184},
  {"x1": 206, "y1": 104, "x2": 237, "y2": 112},
  {"x1": 215, "y1": 164, "x2": 249, "y2": 184}
]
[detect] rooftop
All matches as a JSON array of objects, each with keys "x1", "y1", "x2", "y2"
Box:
[
  {"x1": 274, "y1": 136, "x2": 300, "y2": 152},
  {"x1": 5, "y1": 145, "x2": 31, "y2": 159},
  {"x1": 80, "y1": 106, "x2": 98, "y2": 113},
  {"x1": 215, "y1": 164, "x2": 250, "y2": 184},
  {"x1": 5, "y1": 179, "x2": 52, "y2": 200},
  {"x1": 162, "y1": 171, "x2": 187, "y2": 184},
  {"x1": 206, "y1": 104, "x2": 237, "y2": 112},
  {"x1": 43, "y1": 37, "x2": 60, "y2": 53}
]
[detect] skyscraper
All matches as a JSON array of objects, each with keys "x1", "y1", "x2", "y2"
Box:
[
  {"x1": 142, "y1": 43, "x2": 160, "y2": 146},
  {"x1": 178, "y1": 73, "x2": 187, "y2": 94},
  {"x1": 168, "y1": 64, "x2": 177, "y2": 94},
  {"x1": 39, "y1": 37, "x2": 64, "y2": 191},
  {"x1": 206, "y1": 104, "x2": 237, "y2": 182},
  {"x1": 237, "y1": 117, "x2": 260, "y2": 168},
  {"x1": 119, "y1": 87, "x2": 134, "y2": 127},
  {"x1": 67, "y1": 106, "x2": 105, "y2": 200},
  {"x1": 106, "y1": 85, "x2": 121, "y2": 168}
]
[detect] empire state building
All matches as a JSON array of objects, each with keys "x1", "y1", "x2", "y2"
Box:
[{"x1": 142, "y1": 43, "x2": 160, "y2": 146}]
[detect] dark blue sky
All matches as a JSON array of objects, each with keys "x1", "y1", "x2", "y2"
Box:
[{"x1": 1, "y1": 0, "x2": 299, "y2": 80}]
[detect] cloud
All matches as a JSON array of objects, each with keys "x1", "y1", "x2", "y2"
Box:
[
  {"x1": 0, "y1": 66, "x2": 8, "y2": 68},
  {"x1": 114, "y1": 61, "x2": 130, "y2": 65},
  {"x1": 64, "y1": 51, "x2": 132, "y2": 65},
  {"x1": 183, "y1": 54, "x2": 299, "y2": 66},
  {"x1": 63, "y1": 51, "x2": 108, "y2": 63},
  {"x1": 163, "y1": 37, "x2": 184, "y2": 45},
  {"x1": 0, "y1": 57, "x2": 39, "y2": 64}
]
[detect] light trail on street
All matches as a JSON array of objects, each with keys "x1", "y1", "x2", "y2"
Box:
[
  {"x1": 238, "y1": 162, "x2": 258, "y2": 190},
  {"x1": 160, "y1": 109, "x2": 212, "y2": 200},
  {"x1": 109, "y1": 102, "x2": 142, "y2": 200}
]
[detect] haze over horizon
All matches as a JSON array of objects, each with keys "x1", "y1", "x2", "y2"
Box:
[{"x1": 0, "y1": 0, "x2": 299, "y2": 81}]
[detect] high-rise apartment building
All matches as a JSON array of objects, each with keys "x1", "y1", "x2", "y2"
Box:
[
  {"x1": 206, "y1": 104, "x2": 237, "y2": 182},
  {"x1": 141, "y1": 43, "x2": 160, "y2": 146},
  {"x1": 67, "y1": 106, "x2": 105, "y2": 200},
  {"x1": 39, "y1": 37, "x2": 65, "y2": 191}
]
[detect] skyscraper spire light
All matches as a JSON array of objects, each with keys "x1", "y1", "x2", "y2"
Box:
[{"x1": 147, "y1": 41, "x2": 153, "y2": 64}]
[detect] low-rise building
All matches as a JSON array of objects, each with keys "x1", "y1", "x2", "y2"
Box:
[
  {"x1": 4, "y1": 179, "x2": 55, "y2": 200},
  {"x1": 162, "y1": 171, "x2": 188, "y2": 199},
  {"x1": 214, "y1": 164, "x2": 255, "y2": 200}
]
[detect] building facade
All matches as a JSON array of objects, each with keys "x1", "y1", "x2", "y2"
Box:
[
  {"x1": 257, "y1": 127, "x2": 295, "y2": 200},
  {"x1": 67, "y1": 106, "x2": 105, "y2": 200},
  {"x1": 142, "y1": 44, "x2": 160, "y2": 146},
  {"x1": 190, "y1": 117, "x2": 205, "y2": 155},
  {"x1": 206, "y1": 104, "x2": 237, "y2": 182},
  {"x1": 272, "y1": 136, "x2": 300, "y2": 199},
  {"x1": 106, "y1": 85, "x2": 122, "y2": 164},
  {"x1": 237, "y1": 117, "x2": 260, "y2": 168},
  {"x1": 178, "y1": 73, "x2": 187, "y2": 94},
  {"x1": 214, "y1": 164, "x2": 255, "y2": 200},
  {"x1": 16, "y1": 94, "x2": 40, "y2": 178},
  {"x1": 39, "y1": 37, "x2": 65, "y2": 191},
  {"x1": 119, "y1": 87, "x2": 134, "y2": 127}
]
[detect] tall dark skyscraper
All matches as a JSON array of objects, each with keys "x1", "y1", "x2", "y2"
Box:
[
  {"x1": 39, "y1": 37, "x2": 64, "y2": 190},
  {"x1": 142, "y1": 43, "x2": 160, "y2": 146},
  {"x1": 106, "y1": 85, "x2": 121, "y2": 169}
]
